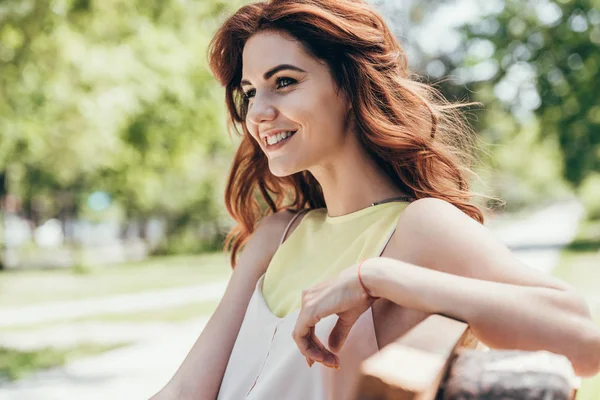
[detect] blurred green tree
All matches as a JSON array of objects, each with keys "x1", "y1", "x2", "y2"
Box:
[
  {"x1": 432, "y1": 0, "x2": 600, "y2": 187},
  {"x1": 0, "y1": 0, "x2": 245, "y2": 242}
]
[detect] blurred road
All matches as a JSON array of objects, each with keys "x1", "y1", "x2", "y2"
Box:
[
  {"x1": 0, "y1": 282, "x2": 227, "y2": 329},
  {"x1": 492, "y1": 200, "x2": 585, "y2": 273},
  {"x1": 0, "y1": 200, "x2": 585, "y2": 400}
]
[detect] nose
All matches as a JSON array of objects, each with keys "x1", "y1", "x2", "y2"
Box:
[{"x1": 246, "y1": 92, "x2": 277, "y2": 126}]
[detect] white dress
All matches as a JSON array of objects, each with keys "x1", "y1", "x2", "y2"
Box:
[{"x1": 217, "y1": 210, "x2": 398, "y2": 399}]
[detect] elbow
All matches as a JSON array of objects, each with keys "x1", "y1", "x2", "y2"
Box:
[
  {"x1": 571, "y1": 320, "x2": 600, "y2": 378},
  {"x1": 558, "y1": 287, "x2": 593, "y2": 318},
  {"x1": 557, "y1": 289, "x2": 600, "y2": 377}
]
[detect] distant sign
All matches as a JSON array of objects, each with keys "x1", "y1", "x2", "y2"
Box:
[
  {"x1": 34, "y1": 219, "x2": 64, "y2": 248},
  {"x1": 87, "y1": 191, "x2": 111, "y2": 211}
]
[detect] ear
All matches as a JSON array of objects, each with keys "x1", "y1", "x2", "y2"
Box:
[
  {"x1": 344, "y1": 103, "x2": 356, "y2": 133},
  {"x1": 343, "y1": 94, "x2": 353, "y2": 117},
  {"x1": 345, "y1": 98, "x2": 354, "y2": 120},
  {"x1": 346, "y1": 94, "x2": 353, "y2": 113}
]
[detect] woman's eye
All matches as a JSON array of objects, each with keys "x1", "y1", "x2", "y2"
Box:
[
  {"x1": 276, "y1": 77, "x2": 296, "y2": 89},
  {"x1": 242, "y1": 77, "x2": 296, "y2": 101},
  {"x1": 243, "y1": 89, "x2": 256, "y2": 100}
]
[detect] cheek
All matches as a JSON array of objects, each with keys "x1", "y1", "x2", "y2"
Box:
[
  {"x1": 288, "y1": 87, "x2": 342, "y2": 125},
  {"x1": 306, "y1": 91, "x2": 347, "y2": 137},
  {"x1": 245, "y1": 119, "x2": 260, "y2": 143}
]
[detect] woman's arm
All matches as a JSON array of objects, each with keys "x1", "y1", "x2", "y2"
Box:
[
  {"x1": 361, "y1": 198, "x2": 600, "y2": 377},
  {"x1": 150, "y1": 211, "x2": 295, "y2": 399}
]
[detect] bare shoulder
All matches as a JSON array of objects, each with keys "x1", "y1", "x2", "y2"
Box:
[
  {"x1": 246, "y1": 209, "x2": 297, "y2": 254},
  {"x1": 261, "y1": 208, "x2": 311, "y2": 243},
  {"x1": 402, "y1": 196, "x2": 483, "y2": 236},
  {"x1": 390, "y1": 197, "x2": 481, "y2": 260},
  {"x1": 255, "y1": 209, "x2": 298, "y2": 237},
  {"x1": 391, "y1": 197, "x2": 477, "y2": 262},
  {"x1": 387, "y1": 197, "x2": 572, "y2": 291},
  {"x1": 238, "y1": 209, "x2": 300, "y2": 271},
  {"x1": 400, "y1": 197, "x2": 478, "y2": 232}
]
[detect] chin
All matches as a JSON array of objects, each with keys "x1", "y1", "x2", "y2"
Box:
[
  {"x1": 268, "y1": 161, "x2": 301, "y2": 178},
  {"x1": 269, "y1": 168, "x2": 295, "y2": 178}
]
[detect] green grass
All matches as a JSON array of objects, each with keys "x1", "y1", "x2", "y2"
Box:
[
  {"x1": 552, "y1": 219, "x2": 600, "y2": 400},
  {"x1": 0, "y1": 254, "x2": 226, "y2": 379},
  {"x1": 0, "y1": 253, "x2": 231, "y2": 308},
  {"x1": 77, "y1": 299, "x2": 220, "y2": 323},
  {"x1": 1, "y1": 299, "x2": 220, "y2": 333},
  {"x1": 0, "y1": 343, "x2": 129, "y2": 381}
]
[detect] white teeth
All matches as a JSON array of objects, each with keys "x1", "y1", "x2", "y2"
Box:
[{"x1": 266, "y1": 131, "x2": 295, "y2": 145}]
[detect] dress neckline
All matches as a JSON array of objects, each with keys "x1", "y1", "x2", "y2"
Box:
[
  {"x1": 324, "y1": 199, "x2": 411, "y2": 224},
  {"x1": 257, "y1": 273, "x2": 298, "y2": 321}
]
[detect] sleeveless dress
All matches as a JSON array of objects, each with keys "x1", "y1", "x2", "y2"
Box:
[{"x1": 217, "y1": 201, "x2": 410, "y2": 400}]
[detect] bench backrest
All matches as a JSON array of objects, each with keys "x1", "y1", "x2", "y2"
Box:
[{"x1": 354, "y1": 314, "x2": 577, "y2": 400}]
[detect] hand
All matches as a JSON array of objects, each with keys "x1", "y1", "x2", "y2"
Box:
[{"x1": 291, "y1": 262, "x2": 377, "y2": 369}]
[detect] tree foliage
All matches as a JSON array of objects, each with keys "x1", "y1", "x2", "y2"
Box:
[
  {"x1": 443, "y1": 0, "x2": 600, "y2": 186},
  {"x1": 0, "y1": 0, "x2": 243, "y2": 227}
]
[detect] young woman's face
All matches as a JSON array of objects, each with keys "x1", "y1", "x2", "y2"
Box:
[{"x1": 241, "y1": 30, "x2": 352, "y2": 177}]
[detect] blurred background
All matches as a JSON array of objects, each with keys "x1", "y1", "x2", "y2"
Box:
[{"x1": 0, "y1": 0, "x2": 598, "y2": 398}]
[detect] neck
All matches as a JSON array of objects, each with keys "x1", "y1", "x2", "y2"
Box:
[{"x1": 309, "y1": 135, "x2": 410, "y2": 217}]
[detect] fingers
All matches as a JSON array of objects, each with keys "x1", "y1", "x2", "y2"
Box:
[
  {"x1": 293, "y1": 321, "x2": 339, "y2": 369},
  {"x1": 293, "y1": 325, "x2": 339, "y2": 368},
  {"x1": 308, "y1": 332, "x2": 340, "y2": 367},
  {"x1": 303, "y1": 327, "x2": 325, "y2": 361},
  {"x1": 293, "y1": 285, "x2": 354, "y2": 369},
  {"x1": 294, "y1": 304, "x2": 321, "y2": 340},
  {"x1": 305, "y1": 356, "x2": 314, "y2": 368},
  {"x1": 328, "y1": 316, "x2": 356, "y2": 354}
]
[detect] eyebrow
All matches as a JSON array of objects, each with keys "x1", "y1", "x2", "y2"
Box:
[{"x1": 240, "y1": 64, "x2": 306, "y2": 87}]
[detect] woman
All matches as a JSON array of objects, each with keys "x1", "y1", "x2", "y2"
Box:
[{"x1": 152, "y1": 0, "x2": 600, "y2": 398}]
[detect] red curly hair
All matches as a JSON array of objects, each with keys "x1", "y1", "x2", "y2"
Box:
[{"x1": 208, "y1": 0, "x2": 487, "y2": 268}]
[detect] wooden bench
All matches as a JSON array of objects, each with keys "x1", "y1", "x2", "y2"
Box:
[{"x1": 355, "y1": 314, "x2": 578, "y2": 400}]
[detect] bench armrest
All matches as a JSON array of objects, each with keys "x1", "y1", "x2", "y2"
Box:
[{"x1": 356, "y1": 314, "x2": 473, "y2": 400}]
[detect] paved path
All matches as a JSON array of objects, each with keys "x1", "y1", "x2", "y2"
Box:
[
  {"x1": 0, "y1": 200, "x2": 586, "y2": 400},
  {"x1": 0, "y1": 281, "x2": 228, "y2": 328},
  {"x1": 0, "y1": 318, "x2": 208, "y2": 400},
  {"x1": 491, "y1": 200, "x2": 585, "y2": 273}
]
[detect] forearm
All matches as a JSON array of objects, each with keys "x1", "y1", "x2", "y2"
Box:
[
  {"x1": 151, "y1": 322, "x2": 233, "y2": 400},
  {"x1": 156, "y1": 290, "x2": 257, "y2": 399},
  {"x1": 361, "y1": 257, "x2": 600, "y2": 377}
]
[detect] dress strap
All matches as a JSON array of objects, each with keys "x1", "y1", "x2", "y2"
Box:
[
  {"x1": 375, "y1": 199, "x2": 412, "y2": 256},
  {"x1": 279, "y1": 209, "x2": 310, "y2": 247},
  {"x1": 376, "y1": 224, "x2": 397, "y2": 257}
]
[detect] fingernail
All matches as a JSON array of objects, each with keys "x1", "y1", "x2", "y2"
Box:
[
  {"x1": 325, "y1": 354, "x2": 338, "y2": 366},
  {"x1": 306, "y1": 358, "x2": 310, "y2": 367}
]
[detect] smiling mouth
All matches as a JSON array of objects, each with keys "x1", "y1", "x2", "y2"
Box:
[{"x1": 264, "y1": 130, "x2": 297, "y2": 148}]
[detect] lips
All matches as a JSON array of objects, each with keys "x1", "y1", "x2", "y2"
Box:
[
  {"x1": 261, "y1": 128, "x2": 296, "y2": 138},
  {"x1": 263, "y1": 130, "x2": 297, "y2": 146},
  {"x1": 264, "y1": 130, "x2": 297, "y2": 150}
]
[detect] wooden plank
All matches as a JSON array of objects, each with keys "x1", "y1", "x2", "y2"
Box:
[
  {"x1": 355, "y1": 314, "x2": 472, "y2": 400},
  {"x1": 443, "y1": 349, "x2": 578, "y2": 400}
]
